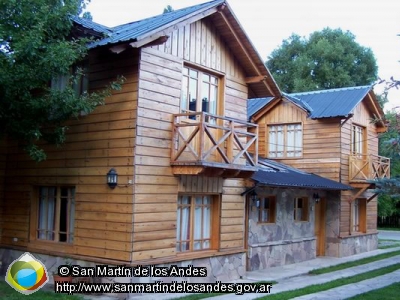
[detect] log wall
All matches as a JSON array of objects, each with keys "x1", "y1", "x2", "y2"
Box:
[
  {"x1": 132, "y1": 17, "x2": 250, "y2": 262},
  {"x1": 339, "y1": 101, "x2": 379, "y2": 236},
  {"x1": 0, "y1": 48, "x2": 139, "y2": 262},
  {"x1": 256, "y1": 99, "x2": 342, "y2": 181}
]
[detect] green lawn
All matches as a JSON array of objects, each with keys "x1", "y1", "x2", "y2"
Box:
[
  {"x1": 309, "y1": 249, "x2": 400, "y2": 275},
  {"x1": 0, "y1": 281, "x2": 83, "y2": 300},
  {"x1": 378, "y1": 227, "x2": 400, "y2": 231},
  {"x1": 258, "y1": 263, "x2": 400, "y2": 300},
  {"x1": 347, "y1": 282, "x2": 400, "y2": 299}
]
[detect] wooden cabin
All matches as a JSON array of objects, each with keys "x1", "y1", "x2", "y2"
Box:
[
  {"x1": 248, "y1": 86, "x2": 389, "y2": 257},
  {"x1": 0, "y1": 0, "x2": 281, "y2": 283}
]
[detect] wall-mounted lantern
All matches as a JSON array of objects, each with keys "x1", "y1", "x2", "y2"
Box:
[
  {"x1": 107, "y1": 168, "x2": 118, "y2": 189},
  {"x1": 313, "y1": 193, "x2": 320, "y2": 203}
]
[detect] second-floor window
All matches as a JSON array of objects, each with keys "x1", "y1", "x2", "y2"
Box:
[
  {"x1": 51, "y1": 62, "x2": 89, "y2": 96},
  {"x1": 268, "y1": 123, "x2": 302, "y2": 158},
  {"x1": 181, "y1": 66, "x2": 219, "y2": 116},
  {"x1": 351, "y1": 124, "x2": 365, "y2": 155}
]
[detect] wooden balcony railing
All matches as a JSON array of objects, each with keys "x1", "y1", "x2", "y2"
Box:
[
  {"x1": 171, "y1": 112, "x2": 258, "y2": 178},
  {"x1": 349, "y1": 154, "x2": 390, "y2": 183}
]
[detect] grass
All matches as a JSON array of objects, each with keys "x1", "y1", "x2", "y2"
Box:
[
  {"x1": 378, "y1": 227, "x2": 400, "y2": 231},
  {"x1": 176, "y1": 281, "x2": 276, "y2": 300},
  {"x1": 347, "y1": 282, "x2": 400, "y2": 299},
  {"x1": 0, "y1": 280, "x2": 83, "y2": 300},
  {"x1": 308, "y1": 249, "x2": 400, "y2": 275},
  {"x1": 258, "y1": 263, "x2": 400, "y2": 300}
]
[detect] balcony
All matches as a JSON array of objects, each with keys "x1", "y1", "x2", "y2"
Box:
[
  {"x1": 171, "y1": 112, "x2": 258, "y2": 178},
  {"x1": 349, "y1": 154, "x2": 390, "y2": 183}
]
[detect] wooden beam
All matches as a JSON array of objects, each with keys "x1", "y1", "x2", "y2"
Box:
[
  {"x1": 217, "y1": 11, "x2": 275, "y2": 96},
  {"x1": 366, "y1": 193, "x2": 377, "y2": 203},
  {"x1": 245, "y1": 76, "x2": 267, "y2": 84},
  {"x1": 349, "y1": 185, "x2": 369, "y2": 202},
  {"x1": 109, "y1": 44, "x2": 129, "y2": 54}
]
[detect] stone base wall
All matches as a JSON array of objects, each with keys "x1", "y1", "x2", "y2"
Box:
[
  {"x1": 248, "y1": 238, "x2": 316, "y2": 271},
  {"x1": 338, "y1": 233, "x2": 378, "y2": 257},
  {"x1": 0, "y1": 248, "x2": 245, "y2": 298}
]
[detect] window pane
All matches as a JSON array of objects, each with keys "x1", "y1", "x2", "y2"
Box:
[
  {"x1": 181, "y1": 76, "x2": 189, "y2": 112},
  {"x1": 188, "y1": 77, "x2": 198, "y2": 112}
]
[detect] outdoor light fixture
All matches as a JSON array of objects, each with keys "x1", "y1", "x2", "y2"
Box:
[
  {"x1": 313, "y1": 193, "x2": 320, "y2": 203},
  {"x1": 107, "y1": 168, "x2": 118, "y2": 189}
]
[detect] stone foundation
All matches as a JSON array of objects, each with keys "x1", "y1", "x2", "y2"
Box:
[
  {"x1": 338, "y1": 233, "x2": 378, "y2": 257},
  {"x1": 0, "y1": 248, "x2": 245, "y2": 298},
  {"x1": 248, "y1": 238, "x2": 316, "y2": 271}
]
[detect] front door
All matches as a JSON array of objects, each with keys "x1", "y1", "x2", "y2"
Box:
[{"x1": 315, "y1": 198, "x2": 326, "y2": 256}]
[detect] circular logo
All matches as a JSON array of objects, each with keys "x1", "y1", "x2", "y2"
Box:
[{"x1": 5, "y1": 252, "x2": 49, "y2": 295}]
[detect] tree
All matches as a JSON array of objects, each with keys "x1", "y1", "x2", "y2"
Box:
[
  {"x1": 0, "y1": 0, "x2": 122, "y2": 161},
  {"x1": 163, "y1": 5, "x2": 174, "y2": 14},
  {"x1": 266, "y1": 28, "x2": 378, "y2": 93}
]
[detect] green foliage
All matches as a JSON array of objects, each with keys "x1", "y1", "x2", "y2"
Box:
[
  {"x1": 163, "y1": 5, "x2": 174, "y2": 14},
  {"x1": 374, "y1": 112, "x2": 400, "y2": 216},
  {"x1": 0, "y1": 0, "x2": 123, "y2": 161},
  {"x1": 266, "y1": 28, "x2": 378, "y2": 93}
]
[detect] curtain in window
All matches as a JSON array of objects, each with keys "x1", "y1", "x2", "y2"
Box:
[{"x1": 38, "y1": 187, "x2": 56, "y2": 240}]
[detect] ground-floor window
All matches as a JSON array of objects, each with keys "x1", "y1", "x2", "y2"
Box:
[
  {"x1": 294, "y1": 197, "x2": 309, "y2": 222},
  {"x1": 256, "y1": 196, "x2": 276, "y2": 223},
  {"x1": 176, "y1": 194, "x2": 219, "y2": 252},
  {"x1": 35, "y1": 186, "x2": 75, "y2": 243}
]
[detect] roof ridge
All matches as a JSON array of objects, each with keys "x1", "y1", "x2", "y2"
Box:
[
  {"x1": 290, "y1": 85, "x2": 371, "y2": 96},
  {"x1": 111, "y1": 0, "x2": 223, "y2": 30}
]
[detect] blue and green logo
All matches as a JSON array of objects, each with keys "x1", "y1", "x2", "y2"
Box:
[{"x1": 5, "y1": 252, "x2": 49, "y2": 295}]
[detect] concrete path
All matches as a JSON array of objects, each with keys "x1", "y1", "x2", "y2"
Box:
[
  {"x1": 378, "y1": 229, "x2": 400, "y2": 241},
  {"x1": 83, "y1": 246, "x2": 400, "y2": 300}
]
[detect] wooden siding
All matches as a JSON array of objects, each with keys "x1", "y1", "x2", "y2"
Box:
[
  {"x1": 339, "y1": 101, "x2": 380, "y2": 236},
  {"x1": 152, "y1": 17, "x2": 246, "y2": 81},
  {"x1": 132, "y1": 17, "x2": 250, "y2": 262},
  {"x1": 256, "y1": 99, "x2": 342, "y2": 181},
  {"x1": 0, "y1": 48, "x2": 139, "y2": 262}
]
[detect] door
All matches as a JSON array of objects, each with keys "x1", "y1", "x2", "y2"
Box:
[{"x1": 315, "y1": 198, "x2": 326, "y2": 256}]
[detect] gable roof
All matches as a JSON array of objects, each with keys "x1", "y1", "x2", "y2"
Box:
[
  {"x1": 247, "y1": 97, "x2": 274, "y2": 120},
  {"x1": 72, "y1": 0, "x2": 281, "y2": 98},
  {"x1": 248, "y1": 85, "x2": 385, "y2": 126},
  {"x1": 290, "y1": 85, "x2": 373, "y2": 119},
  {"x1": 89, "y1": 0, "x2": 224, "y2": 48},
  {"x1": 252, "y1": 158, "x2": 353, "y2": 190}
]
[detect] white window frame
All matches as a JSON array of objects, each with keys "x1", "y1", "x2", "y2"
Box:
[{"x1": 268, "y1": 123, "x2": 303, "y2": 158}]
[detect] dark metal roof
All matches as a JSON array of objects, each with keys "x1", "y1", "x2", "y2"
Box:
[
  {"x1": 290, "y1": 85, "x2": 372, "y2": 119},
  {"x1": 88, "y1": 0, "x2": 224, "y2": 48},
  {"x1": 71, "y1": 15, "x2": 112, "y2": 35},
  {"x1": 283, "y1": 93, "x2": 313, "y2": 113},
  {"x1": 248, "y1": 85, "x2": 374, "y2": 120},
  {"x1": 247, "y1": 97, "x2": 274, "y2": 120},
  {"x1": 252, "y1": 158, "x2": 353, "y2": 190}
]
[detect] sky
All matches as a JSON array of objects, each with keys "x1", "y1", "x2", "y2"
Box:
[{"x1": 86, "y1": 0, "x2": 400, "y2": 110}]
